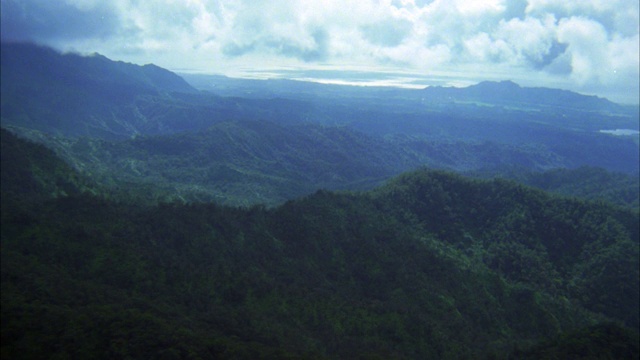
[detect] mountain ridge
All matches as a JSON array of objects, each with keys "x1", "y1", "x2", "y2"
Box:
[
  {"x1": 0, "y1": 42, "x2": 197, "y2": 95},
  {"x1": 422, "y1": 79, "x2": 621, "y2": 111},
  {"x1": 0, "y1": 42, "x2": 207, "y2": 139}
]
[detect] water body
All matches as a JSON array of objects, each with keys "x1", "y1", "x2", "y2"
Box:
[{"x1": 599, "y1": 129, "x2": 640, "y2": 136}]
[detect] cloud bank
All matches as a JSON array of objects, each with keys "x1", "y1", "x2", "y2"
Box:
[{"x1": 1, "y1": 0, "x2": 638, "y2": 103}]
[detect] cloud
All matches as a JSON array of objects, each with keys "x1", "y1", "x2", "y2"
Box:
[
  {"x1": 1, "y1": 0, "x2": 123, "y2": 42},
  {"x1": 361, "y1": 18, "x2": 413, "y2": 47},
  {"x1": 223, "y1": 28, "x2": 329, "y2": 62},
  {"x1": 495, "y1": 15, "x2": 565, "y2": 68},
  {"x1": 0, "y1": 0, "x2": 638, "y2": 103},
  {"x1": 556, "y1": 17, "x2": 609, "y2": 84},
  {"x1": 556, "y1": 16, "x2": 639, "y2": 90}
]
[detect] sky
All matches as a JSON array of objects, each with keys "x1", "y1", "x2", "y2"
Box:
[{"x1": 1, "y1": 0, "x2": 639, "y2": 104}]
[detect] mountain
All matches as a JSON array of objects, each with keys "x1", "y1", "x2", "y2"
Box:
[
  {"x1": 2, "y1": 157, "x2": 638, "y2": 358},
  {"x1": 183, "y1": 73, "x2": 626, "y2": 112},
  {"x1": 0, "y1": 42, "x2": 230, "y2": 139},
  {"x1": 1, "y1": 42, "x2": 340, "y2": 141},
  {"x1": 421, "y1": 80, "x2": 623, "y2": 112},
  {"x1": 0, "y1": 42, "x2": 196, "y2": 95}
]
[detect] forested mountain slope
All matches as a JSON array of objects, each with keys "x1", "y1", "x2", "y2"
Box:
[
  {"x1": 8, "y1": 120, "x2": 581, "y2": 206},
  {"x1": 2, "y1": 139, "x2": 638, "y2": 358},
  {"x1": 0, "y1": 128, "x2": 95, "y2": 200},
  {"x1": 11, "y1": 122, "x2": 640, "y2": 207},
  {"x1": 469, "y1": 166, "x2": 640, "y2": 209},
  {"x1": 1, "y1": 42, "x2": 245, "y2": 139}
]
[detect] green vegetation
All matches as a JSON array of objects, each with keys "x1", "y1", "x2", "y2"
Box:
[
  {"x1": 0, "y1": 128, "x2": 95, "y2": 201},
  {"x1": 510, "y1": 323, "x2": 639, "y2": 359},
  {"x1": 10, "y1": 123, "x2": 639, "y2": 208},
  {"x1": 468, "y1": 166, "x2": 640, "y2": 209},
  {"x1": 2, "y1": 133, "x2": 638, "y2": 359},
  {"x1": 2, "y1": 42, "x2": 639, "y2": 359}
]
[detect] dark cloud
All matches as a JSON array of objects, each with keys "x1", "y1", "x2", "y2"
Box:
[
  {"x1": 543, "y1": 52, "x2": 573, "y2": 75},
  {"x1": 361, "y1": 19, "x2": 412, "y2": 47},
  {"x1": 530, "y1": 41, "x2": 568, "y2": 70},
  {"x1": 0, "y1": 0, "x2": 123, "y2": 43}
]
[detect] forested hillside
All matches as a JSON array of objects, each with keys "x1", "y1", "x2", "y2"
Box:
[
  {"x1": 2, "y1": 42, "x2": 639, "y2": 359},
  {"x1": 12, "y1": 119, "x2": 589, "y2": 206},
  {"x1": 2, "y1": 133, "x2": 638, "y2": 359},
  {"x1": 0, "y1": 128, "x2": 95, "y2": 200},
  {"x1": 468, "y1": 166, "x2": 640, "y2": 209}
]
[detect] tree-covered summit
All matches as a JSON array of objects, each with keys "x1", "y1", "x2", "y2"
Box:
[{"x1": 2, "y1": 163, "x2": 637, "y2": 358}]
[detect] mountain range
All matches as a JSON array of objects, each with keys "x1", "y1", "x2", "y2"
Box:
[
  {"x1": 3, "y1": 42, "x2": 638, "y2": 139},
  {"x1": 1, "y1": 42, "x2": 639, "y2": 358},
  {"x1": 2, "y1": 42, "x2": 639, "y2": 207}
]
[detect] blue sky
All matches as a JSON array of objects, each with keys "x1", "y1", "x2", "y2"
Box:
[{"x1": 2, "y1": 0, "x2": 639, "y2": 104}]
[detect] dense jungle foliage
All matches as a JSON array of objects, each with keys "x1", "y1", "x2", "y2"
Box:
[{"x1": 2, "y1": 131, "x2": 638, "y2": 359}]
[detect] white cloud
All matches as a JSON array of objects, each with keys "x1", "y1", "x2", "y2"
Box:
[
  {"x1": 1, "y1": 0, "x2": 638, "y2": 102},
  {"x1": 557, "y1": 17, "x2": 609, "y2": 84},
  {"x1": 496, "y1": 15, "x2": 558, "y2": 65},
  {"x1": 526, "y1": 0, "x2": 640, "y2": 36}
]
